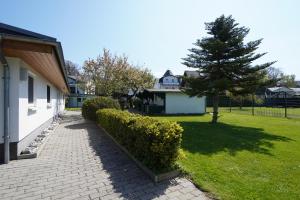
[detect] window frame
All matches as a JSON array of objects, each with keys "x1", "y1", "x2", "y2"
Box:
[
  {"x1": 47, "y1": 85, "x2": 51, "y2": 103},
  {"x1": 70, "y1": 86, "x2": 76, "y2": 94},
  {"x1": 28, "y1": 75, "x2": 34, "y2": 104}
]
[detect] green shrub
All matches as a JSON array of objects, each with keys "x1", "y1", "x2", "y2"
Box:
[
  {"x1": 96, "y1": 108, "x2": 183, "y2": 172},
  {"x1": 82, "y1": 97, "x2": 120, "y2": 121}
]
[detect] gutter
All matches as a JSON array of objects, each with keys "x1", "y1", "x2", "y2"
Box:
[{"x1": 0, "y1": 36, "x2": 10, "y2": 164}]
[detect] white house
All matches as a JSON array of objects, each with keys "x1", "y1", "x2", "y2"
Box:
[
  {"x1": 155, "y1": 70, "x2": 181, "y2": 89},
  {"x1": 67, "y1": 75, "x2": 95, "y2": 108},
  {"x1": 0, "y1": 23, "x2": 68, "y2": 163},
  {"x1": 142, "y1": 89, "x2": 206, "y2": 114},
  {"x1": 139, "y1": 69, "x2": 206, "y2": 114}
]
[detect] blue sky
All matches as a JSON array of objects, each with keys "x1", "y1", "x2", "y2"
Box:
[{"x1": 1, "y1": 0, "x2": 300, "y2": 78}]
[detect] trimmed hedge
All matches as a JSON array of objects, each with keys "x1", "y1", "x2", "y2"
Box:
[
  {"x1": 96, "y1": 108, "x2": 183, "y2": 172},
  {"x1": 82, "y1": 97, "x2": 120, "y2": 121}
]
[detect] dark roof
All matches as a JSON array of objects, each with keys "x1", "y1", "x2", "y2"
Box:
[
  {"x1": 159, "y1": 69, "x2": 178, "y2": 83},
  {"x1": 184, "y1": 70, "x2": 200, "y2": 78},
  {"x1": 163, "y1": 70, "x2": 174, "y2": 77},
  {"x1": 0, "y1": 22, "x2": 56, "y2": 42},
  {"x1": 267, "y1": 87, "x2": 293, "y2": 93}
]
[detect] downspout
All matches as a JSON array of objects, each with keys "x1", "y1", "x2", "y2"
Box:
[{"x1": 0, "y1": 36, "x2": 10, "y2": 164}]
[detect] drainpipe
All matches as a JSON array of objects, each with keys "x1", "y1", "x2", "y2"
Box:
[{"x1": 0, "y1": 37, "x2": 10, "y2": 164}]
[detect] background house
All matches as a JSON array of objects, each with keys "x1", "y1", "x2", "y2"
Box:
[
  {"x1": 154, "y1": 70, "x2": 181, "y2": 89},
  {"x1": 66, "y1": 75, "x2": 95, "y2": 108},
  {"x1": 265, "y1": 86, "x2": 300, "y2": 107},
  {"x1": 0, "y1": 23, "x2": 68, "y2": 162},
  {"x1": 138, "y1": 70, "x2": 206, "y2": 114},
  {"x1": 141, "y1": 89, "x2": 206, "y2": 114}
]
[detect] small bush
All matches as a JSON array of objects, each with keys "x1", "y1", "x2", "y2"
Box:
[
  {"x1": 82, "y1": 97, "x2": 120, "y2": 121},
  {"x1": 96, "y1": 108, "x2": 183, "y2": 172}
]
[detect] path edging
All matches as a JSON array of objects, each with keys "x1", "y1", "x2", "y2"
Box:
[
  {"x1": 18, "y1": 118, "x2": 61, "y2": 160},
  {"x1": 97, "y1": 124, "x2": 180, "y2": 183}
]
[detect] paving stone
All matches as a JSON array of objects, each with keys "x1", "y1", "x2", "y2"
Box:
[{"x1": 0, "y1": 111, "x2": 209, "y2": 200}]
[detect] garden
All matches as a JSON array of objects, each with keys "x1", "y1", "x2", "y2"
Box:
[
  {"x1": 155, "y1": 113, "x2": 300, "y2": 200},
  {"x1": 81, "y1": 94, "x2": 300, "y2": 199},
  {"x1": 79, "y1": 15, "x2": 300, "y2": 199},
  {"x1": 81, "y1": 97, "x2": 183, "y2": 176}
]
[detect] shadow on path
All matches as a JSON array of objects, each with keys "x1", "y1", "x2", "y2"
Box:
[{"x1": 65, "y1": 114, "x2": 181, "y2": 200}]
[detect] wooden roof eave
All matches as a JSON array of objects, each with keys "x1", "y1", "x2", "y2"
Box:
[{"x1": 0, "y1": 34, "x2": 69, "y2": 94}]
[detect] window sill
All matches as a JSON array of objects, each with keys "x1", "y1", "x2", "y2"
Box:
[{"x1": 28, "y1": 105, "x2": 38, "y2": 112}]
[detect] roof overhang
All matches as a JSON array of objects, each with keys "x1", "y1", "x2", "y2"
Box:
[
  {"x1": 0, "y1": 34, "x2": 69, "y2": 94},
  {"x1": 145, "y1": 89, "x2": 183, "y2": 93},
  {"x1": 267, "y1": 87, "x2": 293, "y2": 93}
]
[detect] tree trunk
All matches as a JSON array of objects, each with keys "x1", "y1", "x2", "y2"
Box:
[{"x1": 212, "y1": 94, "x2": 220, "y2": 123}]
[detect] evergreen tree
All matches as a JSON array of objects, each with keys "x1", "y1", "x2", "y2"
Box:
[{"x1": 182, "y1": 15, "x2": 276, "y2": 123}]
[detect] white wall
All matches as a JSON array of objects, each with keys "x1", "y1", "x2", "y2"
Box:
[
  {"x1": 153, "y1": 94, "x2": 164, "y2": 106},
  {"x1": 0, "y1": 58, "x2": 20, "y2": 143},
  {"x1": 165, "y1": 92, "x2": 206, "y2": 114},
  {"x1": 163, "y1": 76, "x2": 179, "y2": 85},
  {"x1": 0, "y1": 57, "x2": 65, "y2": 144},
  {"x1": 9, "y1": 58, "x2": 20, "y2": 142},
  {"x1": 18, "y1": 61, "x2": 65, "y2": 141}
]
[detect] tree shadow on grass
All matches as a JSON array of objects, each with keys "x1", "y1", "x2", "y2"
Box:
[{"x1": 178, "y1": 121, "x2": 292, "y2": 156}]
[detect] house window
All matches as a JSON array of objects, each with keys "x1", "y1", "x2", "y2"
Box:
[
  {"x1": 47, "y1": 85, "x2": 51, "y2": 103},
  {"x1": 77, "y1": 98, "x2": 82, "y2": 103},
  {"x1": 28, "y1": 76, "x2": 34, "y2": 103},
  {"x1": 70, "y1": 86, "x2": 75, "y2": 94}
]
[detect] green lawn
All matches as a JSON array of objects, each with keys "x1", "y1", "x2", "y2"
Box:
[
  {"x1": 154, "y1": 114, "x2": 300, "y2": 200},
  {"x1": 207, "y1": 107, "x2": 300, "y2": 118}
]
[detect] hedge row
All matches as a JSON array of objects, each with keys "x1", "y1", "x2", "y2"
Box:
[
  {"x1": 82, "y1": 97, "x2": 120, "y2": 121},
  {"x1": 96, "y1": 109, "x2": 183, "y2": 172}
]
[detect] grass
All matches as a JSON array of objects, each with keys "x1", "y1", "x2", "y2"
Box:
[
  {"x1": 207, "y1": 106, "x2": 300, "y2": 118},
  {"x1": 65, "y1": 107, "x2": 81, "y2": 111},
  {"x1": 154, "y1": 113, "x2": 300, "y2": 200}
]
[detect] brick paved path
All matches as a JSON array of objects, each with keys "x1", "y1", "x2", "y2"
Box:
[{"x1": 0, "y1": 111, "x2": 209, "y2": 200}]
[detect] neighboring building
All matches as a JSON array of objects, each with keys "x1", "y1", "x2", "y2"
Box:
[
  {"x1": 155, "y1": 70, "x2": 181, "y2": 89},
  {"x1": 66, "y1": 75, "x2": 95, "y2": 108},
  {"x1": 291, "y1": 88, "x2": 300, "y2": 96},
  {"x1": 68, "y1": 75, "x2": 84, "y2": 95},
  {"x1": 141, "y1": 89, "x2": 206, "y2": 114},
  {"x1": 0, "y1": 23, "x2": 68, "y2": 163},
  {"x1": 181, "y1": 70, "x2": 201, "y2": 87},
  {"x1": 295, "y1": 81, "x2": 300, "y2": 88},
  {"x1": 265, "y1": 87, "x2": 300, "y2": 107},
  {"x1": 183, "y1": 70, "x2": 201, "y2": 78},
  {"x1": 139, "y1": 70, "x2": 206, "y2": 114},
  {"x1": 265, "y1": 87, "x2": 300, "y2": 98}
]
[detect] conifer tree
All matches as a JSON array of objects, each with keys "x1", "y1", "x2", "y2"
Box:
[{"x1": 182, "y1": 15, "x2": 275, "y2": 123}]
